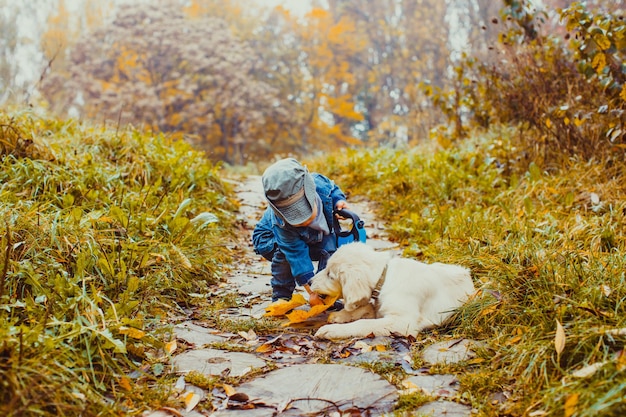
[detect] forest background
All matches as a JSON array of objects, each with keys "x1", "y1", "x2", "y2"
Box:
[
  {"x1": 1, "y1": 0, "x2": 621, "y2": 166},
  {"x1": 1, "y1": 0, "x2": 626, "y2": 416}
]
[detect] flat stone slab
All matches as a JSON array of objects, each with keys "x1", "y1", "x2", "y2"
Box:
[
  {"x1": 227, "y1": 363, "x2": 398, "y2": 415},
  {"x1": 228, "y1": 271, "x2": 272, "y2": 296},
  {"x1": 174, "y1": 322, "x2": 226, "y2": 346},
  {"x1": 406, "y1": 374, "x2": 460, "y2": 397},
  {"x1": 172, "y1": 348, "x2": 266, "y2": 377},
  {"x1": 422, "y1": 339, "x2": 483, "y2": 365},
  {"x1": 415, "y1": 400, "x2": 472, "y2": 416}
]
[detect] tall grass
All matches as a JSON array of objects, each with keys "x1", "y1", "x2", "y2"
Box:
[
  {"x1": 309, "y1": 125, "x2": 626, "y2": 416},
  {"x1": 0, "y1": 110, "x2": 238, "y2": 415}
]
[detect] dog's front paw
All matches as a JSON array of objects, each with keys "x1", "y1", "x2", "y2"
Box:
[
  {"x1": 315, "y1": 324, "x2": 347, "y2": 340},
  {"x1": 328, "y1": 310, "x2": 352, "y2": 324}
]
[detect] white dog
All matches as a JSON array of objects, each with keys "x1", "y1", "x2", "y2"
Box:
[{"x1": 310, "y1": 242, "x2": 475, "y2": 339}]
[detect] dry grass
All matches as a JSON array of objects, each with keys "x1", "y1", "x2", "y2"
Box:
[
  {"x1": 308, "y1": 125, "x2": 626, "y2": 416},
  {"x1": 0, "y1": 109, "x2": 239, "y2": 415}
]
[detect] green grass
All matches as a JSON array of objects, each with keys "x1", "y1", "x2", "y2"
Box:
[
  {"x1": 308, "y1": 125, "x2": 626, "y2": 416},
  {"x1": 3, "y1": 108, "x2": 625, "y2": 416},
  {"x1": 0, "y1": 109, "x2": 240, "y2": 416}
]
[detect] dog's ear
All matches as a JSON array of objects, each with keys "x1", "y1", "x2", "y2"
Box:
[{"x1": 337, "y1": 265, "x2": 372, "y2": 312}]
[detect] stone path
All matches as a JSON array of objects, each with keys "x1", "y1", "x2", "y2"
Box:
[{"x1": 145, "y1": 176, "x2": 479, "y2": 417}]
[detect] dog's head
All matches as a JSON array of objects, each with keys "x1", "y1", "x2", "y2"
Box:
[{"x1": 310, "y1": 243, "x2": 375, "y2": 311}]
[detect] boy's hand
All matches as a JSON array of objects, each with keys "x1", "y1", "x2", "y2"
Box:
[
  {"x1": 308, "y1": 292, "x2": 324, "y2": 306},
  {"x1": 304, "y1": 284, "x2": 324, "y2": 306},
  {"x1": 335, "y1": 200, "x2": 349, "y2": 211}
]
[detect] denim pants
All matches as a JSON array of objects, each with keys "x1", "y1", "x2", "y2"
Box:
[{"x1": 270, "y1": 247, "x2": 331, "y2": 301}]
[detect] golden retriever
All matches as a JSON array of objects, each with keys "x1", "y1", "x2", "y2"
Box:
[{"x1": 310, "y1": 242, "x2": 475, "y2": 339}]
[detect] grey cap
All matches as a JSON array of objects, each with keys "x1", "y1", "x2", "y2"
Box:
[{"x1": 262, "y1": 158, "x2": 316, "y2": 225}]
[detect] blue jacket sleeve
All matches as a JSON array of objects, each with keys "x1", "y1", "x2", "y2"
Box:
[{"x1": 252, "y1": 208, "x2": 277, "y2": 260}]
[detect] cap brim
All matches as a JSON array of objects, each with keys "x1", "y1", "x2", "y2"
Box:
[{"x1": 269, "y1": 173, "x2": 316, "y2": 225}]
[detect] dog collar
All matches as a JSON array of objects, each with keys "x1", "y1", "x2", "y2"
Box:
[{"x1": 371, "y1": 261, "x2": 389, "y2": 301}]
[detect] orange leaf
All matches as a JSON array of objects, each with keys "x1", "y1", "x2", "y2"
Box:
[
  {"x1": 119, "y1": 377, "x2": 132, "y2": 391},
  {"x1": 264, "y1": 294, "x2": 307, "y2": 317},
  {"x1": 283, "y1": 296, "x2": 339, "y2": 325},
  {"x1": 255, "y1": 343, "x2": 274, "y2": 353}
]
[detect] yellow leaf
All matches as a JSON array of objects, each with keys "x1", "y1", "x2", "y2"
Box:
[
  {"x1": 375, "y1": 345, "x2": 387, "y2": 352},
  {"x1": 401, "y1": 379, "x2": 419, "y2": 391},
  {"x1": 563, "y1": 117, "x2": 570, "y2": 126},
  {"x1": 564, "y1": 393, "x2": 579, "y2": 417},
  {"x1": 183, "y1": 391, "x2": 201, "y2": 412},
  {"x1": 223, "y1": 384, "x2": 237, "y2": 397},
  {"x1": 118, "y1": 326, "x2": 146, "y2": 339},
  {"x1": 593, "y1": 33, "x2": 611, "y2": 50},
  {"x1": 508, "y1": 335, "x2": 522, "y2": 345},
  {"x1": 555, "y1": 320, "x2": 566, "y2": 356},
  {"x1": 545, "y1": 118, "x2": 553, "y2": 129},
  {"x1": 165, "y1": 340, "x2": 177, "y2": 354},
  {"x1": 592, "y1": 53, "x2": 606, "y2": 73},
  {"x1": 620, "y1": 84, "x2": 626, "y2": 102},
  {"x1": 264, "y1": 294, "x2": 307, "y2": 317},
  {"x1": 481, "y1": 305, "x2": 497, "y2": 316},
  {"x1": 574, "y1": 117, "x2": 584, "y2": 127}
]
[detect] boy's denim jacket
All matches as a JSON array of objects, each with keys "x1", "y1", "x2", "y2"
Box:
[{"x1": 252, "y1": 173, "x2": 347, "y2": 286}]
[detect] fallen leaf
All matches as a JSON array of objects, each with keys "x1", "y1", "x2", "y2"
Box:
[
  {"x1": 283, "y1": 296, "x2": 339, "y2": 325},
  {"x1": 374, "y1": 345, "x2": 387, "y2": 352},
  {"x1": 401, "y1": 379, "x2": 419, "y2": 392},
  {"x1": 264, "y1": 294, "x2": 307, "y2": 316},
  {"x1": 238, "y1": 329, "x2": 257, "y2": 341},
  {"x1": 508, "y1": 335, "x2": 522, "y2": 345},
  {"x1": 118, "y1": 326, "x2": 146, "y2": 339},
  {"x1": 183, "y1": 391, "x2": 201, "y2": 412},
  {"x1": 174, "y1": 375, "x2": 186, "y2": 392},
  {"x1": 255, "y1": 343, "x2": 274, "y2": 353},
  {"x1": 481, "y1": 305, "x2": 497, "y2": 316},
  {"x1": 555, "y1": 320, "x2": 565, "y2": 356},
  {"x1": 571, "y1": 361, "x2": 607, "y2": 378},
  {"x1": 564, "y1": 393, "x2": 579, "y2": 417},
  {"x1": 223, "y1": 384, "x2": 237, "y2": 397},
  {"x1": 165, "y1": 340, "x2": 177, "y2": 355},
  {"x1": 353, "y1": 341, "x2": 372, "y2": 352},
  {"x1": 119, "y1": 377, "x2": 132, "y2": 391}
]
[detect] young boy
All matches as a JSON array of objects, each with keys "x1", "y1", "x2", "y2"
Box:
[{"x1": 252, "y1": 158, "x2": 348, "y2": 306}]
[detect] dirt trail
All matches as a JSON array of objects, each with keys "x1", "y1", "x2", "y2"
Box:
[{"x1": 147, "y1": 176, "x2": 477, "y2": 417}]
